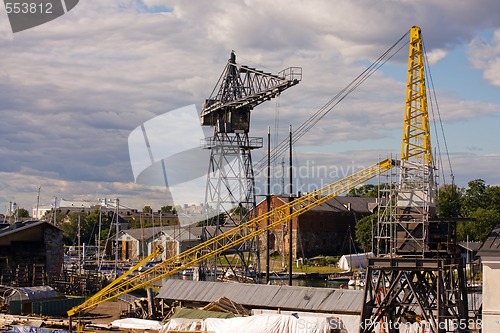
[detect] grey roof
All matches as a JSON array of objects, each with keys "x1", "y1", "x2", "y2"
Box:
[
  {"x1": 157, "y1": 279, "x2": 363, "y2": 314},
  {"x1": 184, "y1": 225, "x2": 235, "y2": 238},
  {"x1": 162, "y1": 227, "x2": 199, "y2": 242},
  {"x1": 119, "y1": 225, "x2": 235, "y2": 243},
  {"x1": 477, "y1": 223, "x2": 500, "y2": 258},
  {"x1": 458, "y1": 241, "x2": 482, "y2": 252},
  {"x1": 119, "y1": 225, "x2": 197, "y2": 241},
  {"x1": 323, "y1": 197, "x2": 376, "y2": 214},
  {"x1": 0, "y1": 220, "x2": 60, "y2": 238},
  {"x1": 3, "y1": 285, "x2": 57, "y2": 301},
  {"x1": 120, "y1": 226, "x2": 173, "y2": 241}
]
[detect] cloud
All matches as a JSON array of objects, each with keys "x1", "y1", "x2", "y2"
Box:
[
  {"x1": 467, "y1": 30, "x2": 500, "y2": 86},
  {"x1": 2, "y1": 0, "x2": 500, "y2": 212}
]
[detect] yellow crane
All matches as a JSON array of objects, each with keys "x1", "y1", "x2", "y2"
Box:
[{"x1": 67, "y1": 158, "x2": 395, "y2": 322}]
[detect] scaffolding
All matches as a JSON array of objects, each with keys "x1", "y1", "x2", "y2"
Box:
[{"x1": 360, "y1": 26, "x2": 468, "y2": 333}]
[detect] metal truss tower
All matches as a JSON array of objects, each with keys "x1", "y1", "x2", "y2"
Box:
[
  {"x1": 361, "y1": 27, "x2": 468, "y2": 333},
  {"x1": 200, "y1": 52, "x2": 301, "y2": 282}
]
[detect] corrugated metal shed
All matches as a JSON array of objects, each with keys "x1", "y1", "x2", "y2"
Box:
[
  {"x1": 157, "y1": 280, "x2": 363, "y2": 314},
  {"x1": 9, "y1": 296, "x2": 84, "y2": 316},
  {"x1": 4, "y1": 286, "x2": 57, "y2": 302}
]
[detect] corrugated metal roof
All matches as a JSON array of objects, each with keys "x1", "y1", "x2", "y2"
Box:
[
  {"x1": 4, "y1": 285, "x2": 57, "y2": 301},
  {"x1": 477, "y1": 223, "x2": 500, "y2": 258},
  {"x1": 120, "y1": 225, "x2": 200, "y2": 242},
  {"x1": 157, "y1": 279, "x2": 363, "y2": 314},
  {"x1": 0, "y1": 220, "x2": 60, "y2": 238}
]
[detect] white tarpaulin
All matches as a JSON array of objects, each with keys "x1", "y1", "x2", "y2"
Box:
[
  {"x1": 161, "y1": 318, "x2": 204, "y2": 332},
  {"x1": 202, "y1": 314, "x2": 334, "y2": 333},
  {"x1": 337, "y1": 252, "x2": 374, "y2": 271},
  {"x1": 110, "y1": 318, "x2": 163, "y2": 330}
]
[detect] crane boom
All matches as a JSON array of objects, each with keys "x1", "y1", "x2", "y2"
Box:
[
  {"x1": 68, "y1": 158, "x2": 395, "y2": 318},
  {"x1": 401, "y1": 26, "x2": 432, "y2": 166},
  {"x1": 200, "y1": 51, "x2": 301, "y2": 133},
  {"x1": 67, "y1": 244, "x2": 164, "y2": 317}
]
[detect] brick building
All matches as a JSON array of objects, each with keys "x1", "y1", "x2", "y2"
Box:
[{"x1": 255, "y1": 195, "x2": 378, "y2": 259}]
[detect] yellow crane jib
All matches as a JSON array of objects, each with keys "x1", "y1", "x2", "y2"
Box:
[
  {"x1": 67, "y1": 244, "x2": 164, "y2": 318},
  {"x1": 67, "y1": 158, "x2": 395, "y2": 319}
]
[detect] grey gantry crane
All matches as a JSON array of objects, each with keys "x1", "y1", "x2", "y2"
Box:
[{"x1": 200, "y1": 51, "x2": 301, "y2": 281}]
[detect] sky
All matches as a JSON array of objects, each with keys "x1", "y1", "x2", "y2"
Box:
[{"x1": 1, "y1": 0, "x2": 500, "y2": 215}]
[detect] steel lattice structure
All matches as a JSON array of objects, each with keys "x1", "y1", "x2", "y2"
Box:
[
  {"x1": 68, "y1": 159, "x2": 393, "y2": 320},
  {"x1": 200, "y1": 52, "x2": 301, "y2": 281},
  {"x1": 361, "y1": 27, "x2": 468, "y2": 333}
]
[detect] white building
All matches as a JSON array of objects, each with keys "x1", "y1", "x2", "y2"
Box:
[{"x1": 477, "y1": 224, "x2": 500, "y2": 333}]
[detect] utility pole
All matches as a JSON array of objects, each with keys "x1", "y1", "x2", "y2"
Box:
[
  {"x1": 52, "y1": 196, "x2": 57, "y2": 225},
  {"x1": 114, "y1": 198, "x2": 120, "y2": 278},
  {"x1": 77, "y1": 215, "x2": 81, "y2": 275},
  {"x1": 36, "y1": 186, "x2": 41, "y2": 219},
  {"x1": 97, "y1": 204, "x2": 102, "y2": 270},
  {"x1": 265, "y1": 126, "x2": 271, "y2": 284}
]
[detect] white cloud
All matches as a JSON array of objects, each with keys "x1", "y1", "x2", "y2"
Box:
[
  {"x1": 467, "y1": 30, "x2": 500, "y2": 86},
  {"x1": 2, "y1": 0, "x2": 500, "y2": 211},
  {"x1": 426, "y1": 48, "x2": 448, "y2": 65}
]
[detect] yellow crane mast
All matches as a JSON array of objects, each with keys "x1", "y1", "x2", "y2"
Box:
[
  {"x1": 360, "y1": 26, "x2": 468, "y2": 333},
  {"x1": 401, "y1": 26, "x2": 433, "y2": 166},
  {"x1": 68, "y1": 158, "x2": 395, "y2": 320}
]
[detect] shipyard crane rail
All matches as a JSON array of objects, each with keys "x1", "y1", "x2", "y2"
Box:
[{"x1": 67, "y1": 158, "x2": 395, "y2": 319}]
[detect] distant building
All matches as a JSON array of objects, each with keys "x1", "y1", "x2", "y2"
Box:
[
  {"x1": 33, "y1": 198, "x2": 179, "y2": 229},
  {"x1": 117, "y1": 225, "x2": 200, "y2": 261},
  {"x1": 255, "y1": 195, "x2": 378, "y2": 259},
  {"x1": 116, "y1": 225, "x2": 236, "y2": 261}
]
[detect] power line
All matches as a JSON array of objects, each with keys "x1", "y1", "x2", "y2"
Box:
[{"x1": 254, "y1": 31, "x2": 410, "y2": 175}]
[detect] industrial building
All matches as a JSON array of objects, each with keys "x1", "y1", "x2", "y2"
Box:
[
  {"x1": 157, "y1": 279, "x2": 362, "y2": 331},
  {"x1": 117, "y1": 225, "x2": 200, "y2": 261},
  {"x1": 477, "y1": 223, "x2": 500, "y2": 333},
  {"x1": 0, "y1": 220, "x2": 63, "y2": 287},
  {"x1": 255, "y1": 195, "x2": 378, "y2": 258}
]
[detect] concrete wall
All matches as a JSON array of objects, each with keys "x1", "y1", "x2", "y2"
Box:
[
  {"x1": 482, "y1": 259, "x2": 500, "y2": 333},
  {"x1": 44, "y1": 226, "x2": 64, "y2": 276}
]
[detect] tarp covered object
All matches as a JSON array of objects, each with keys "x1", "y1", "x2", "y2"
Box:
[
  {"x1": 110, "y1": 318, "x2": 163, "y2": 330},
  {"x1": 337, "y1": 252, "x2": 374, "y2": 271},
  {"x1": 202, "y1": 314, "x2": 334, "y2": 333},
  {"x1": 161, "y1": 318, "x2": 204, "y2": 332}
]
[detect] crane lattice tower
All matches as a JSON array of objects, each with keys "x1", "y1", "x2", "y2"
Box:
[{"x1": 361, "y1": 27, "x2": 468, "y2": 333}]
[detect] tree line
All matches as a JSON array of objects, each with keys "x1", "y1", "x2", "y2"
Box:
[{"x1": 353, "y1": 179, "x2": 500, "y2": 252}]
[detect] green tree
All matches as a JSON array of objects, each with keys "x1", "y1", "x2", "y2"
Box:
[
  {"x1": 457, "y1": 208, "x2": 500, "y2": 242},
  {"x1": 160, "y1": 206, "x2": 173, "y2": 214},
  {"x1": 485, "y1": 185, "x2": 500, "y2": 212},
  {"x1": 143, "y1": 205, "x2": 153, "y2": 214},
  {"x1": 436, "y1": 184, "x2": 463, "y2": 218},
  {"x1": 43, "y1": 209, "x2": 66, "y2": 226},
  {"x1": 197, "y1": 213, "x2": 227, "y2": 227},
  {"x1": 61, "y1": 209, "x2": 110, "y2": 245},
  {"x1": 461, "y1": 179, "x2": 488, "y2": 216},
  {"x1": 355, "y1": 213, "x2": 377, "y2": 252},
  {"x1": 15, "y1": 207, "x2": 31, "y2": 219},
  {"x1": 347, "y1": 184, "x2": 378, "y2": 198}
]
